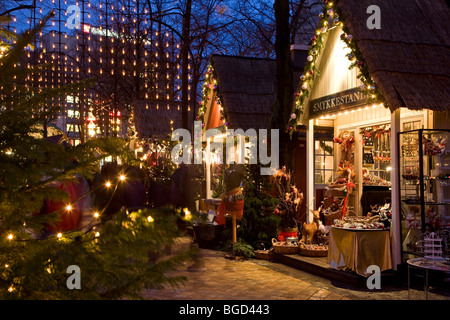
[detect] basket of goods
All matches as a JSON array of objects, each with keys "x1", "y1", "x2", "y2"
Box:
[
  {"x1": 271, "y1": 238, "x2": 299, "y2": 254},
  {"x1": 299, "y1": 243, "x2": 329, "y2": 257},
  {"x1": 254, "y1": 248, "x2": 275, "y2": 260}
]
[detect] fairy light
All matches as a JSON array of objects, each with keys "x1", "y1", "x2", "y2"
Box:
[
  {"x1": 57, "y1": 233, "x2": 62, "y2": 239},
  {"x1": 93, "y1": 212, "x2": 100, "y2": 219},
  {"x1": 66, "y1": 205, "x2": 72, "y2": 211},
  {"x1": 7, "y1": 234, "x2": 13, "y2": 240},
  {"x1": 95, "y1": 231, "x2": 100, "y2": 237},
  {"x1": 119, "y1": 174, "x2": 126, "y2": 181},
  {"x1": 147, "y1": 216, "x2": 154, "y2": 223},
  {"x1": 105, "y1": 181, "x2": 111, "y2": 188}
]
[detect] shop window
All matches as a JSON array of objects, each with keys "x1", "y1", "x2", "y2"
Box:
[
  {"x1": 314, "y1": 140, "x2": 334, "y2": 185},
  {"x1": 360, "y1": 124, "x2": 391, "y2": 186},
  {"x1": 403, "y1": 120, "x2": 422, "y2": 131}
]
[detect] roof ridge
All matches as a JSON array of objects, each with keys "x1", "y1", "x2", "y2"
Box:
[{"x1": 211, "y1": 54, "x2": 275, "y2": 62}]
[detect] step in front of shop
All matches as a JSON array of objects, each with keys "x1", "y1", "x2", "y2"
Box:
[{"x1": 273, "y1": 253, "x2": 398, "y2": 288}]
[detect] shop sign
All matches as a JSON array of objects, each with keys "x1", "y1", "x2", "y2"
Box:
[{"x1": 309, "y1": 87, "x2": 368, "y2": 118}]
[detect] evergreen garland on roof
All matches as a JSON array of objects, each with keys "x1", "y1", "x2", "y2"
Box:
[{"x1": 288, "y1": 0, "x2": 385, "y2": 136}]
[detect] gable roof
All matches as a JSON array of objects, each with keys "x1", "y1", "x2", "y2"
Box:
[
  {"x1": 209, "y1": 54, "x2": 302, "y2": 131},
  {"x1": 134, "y1": 100, "x2": 193, "y2": 139},
  {"x1": 337, "y1": 0, "x2": 450, "y2": 112}
]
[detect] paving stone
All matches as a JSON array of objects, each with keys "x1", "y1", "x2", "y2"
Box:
[{"x1": 141, "y1": 239, "x2": 450, "y2": 301}]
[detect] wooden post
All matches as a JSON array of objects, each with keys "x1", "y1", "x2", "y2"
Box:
[
  {"x1": 232, "y1": 214, "x2": 237, "y2": 255},
  {"x1": 391, "y1": 108, "x2": 401, "y2": 270},
  {"x1": 306, "y1": 118, "x2": 315, "y2": 223}
]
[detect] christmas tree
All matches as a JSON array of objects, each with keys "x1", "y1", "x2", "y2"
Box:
[
  {"x1": 0, "y1": 14, "x2": 193, "y2": 299},
  {"x1": 238, "y1": 164, "x2": 280, "y2": 251}
]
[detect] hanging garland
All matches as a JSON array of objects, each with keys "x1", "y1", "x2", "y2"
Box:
[
  {"x1": 288, "y1": 0, "x2": 385, "y2": 136},
  {"x1": 196, "y1": 62, "x2": 229, "y2": 131}
]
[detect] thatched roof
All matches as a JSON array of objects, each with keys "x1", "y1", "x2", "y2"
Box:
[
  {"x1": 337, "y1": 0, "x2": 450, "y2": 112},
  {"x1": 211, "y1": 54, "x2": 302, "y2": 130},
  {"x1": 134, "y1": 100, "x2": 192, "y2": 139}
]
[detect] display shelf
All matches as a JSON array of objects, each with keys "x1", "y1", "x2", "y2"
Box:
[
  {"x1": 399, "y1": 129, "x2": 450, "y2": 262},
  {"x1": 360, "y1": 124, "x2": 391, "y2": 186}
]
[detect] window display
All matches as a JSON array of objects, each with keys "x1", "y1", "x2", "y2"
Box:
[
  {"x1": 360, "y1": 124, "x2": 391, "y2": 186},
  {"x1": 399, "y1": 129, "x2": 450, "y2": 262}
]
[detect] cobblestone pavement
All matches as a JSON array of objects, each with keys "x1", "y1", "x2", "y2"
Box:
[{"x1": 142, "y1": 238, "x2": 450, "y2": 301}]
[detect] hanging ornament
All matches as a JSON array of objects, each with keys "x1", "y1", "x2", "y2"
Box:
[
  {"x1": 340, "y1": 33, "x2": 347, "y2": 40},
  {"x1": 291, "y1": 113, "x2": 297, "y2": 119},
  {"x1": 320, "y1": 26, "x2": 327, "y2": 33},
  {"x1": 302, "y1": 82, "x2": 308, "y2": 90},
  {"x1": 307, "y1": 55, "x2": 313, "y2": 62},
  {"x1": 300, "y1": 74, "x2": 306, "y2": 81},
  {"x1": 334, "y1": 18, "x2": 340, "y2": 26},
  {"x1": 312, "y1": 49, "x2": 318, "y2": 55},
  {"x1": 347, "y1": 34, "x2": 353, "y2": 41},
  {"x1": 327, "y1": 9, "x2": 334, "y2": 16}
]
